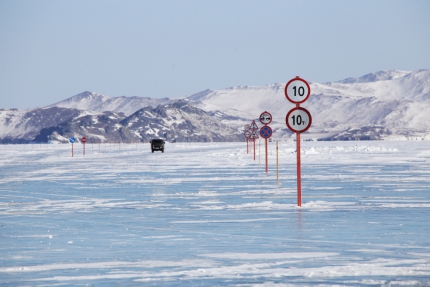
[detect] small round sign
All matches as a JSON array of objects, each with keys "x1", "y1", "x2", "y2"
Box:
[
  {"x1": 81, "y1": 136, "x2": 87, "y2": 143},
  {"x1": 244, "y1": 124, "x2": 250, "y2": 131},
  {"x1": 286, "y1": 107, "x2": 312, "y2": 133},
  {"x1": 259, "y1": 111, "x2": 272, "y2": 125},
  {"x1": 69, "y1": 137, "x2": 75, "y2": 144},
  {"x1": 260, "y1": 126, "x2": 273, "y2": 139},
  {"x1": 284, "y1": 77, "x2": 311, "y2": 104},
  {"x1": 244, "y1": 130, "x2": 251, "y2": 138}
]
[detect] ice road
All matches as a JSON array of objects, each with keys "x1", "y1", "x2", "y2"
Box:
[{"x1": 0, "y1": 141, "x2": 429, "y2": 286}]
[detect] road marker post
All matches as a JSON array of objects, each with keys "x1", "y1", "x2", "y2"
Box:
[
  {"x1": 69, "y1": 137, "x2": 76, "y2": 157},
  {"x1": 82, "y1": 137, "x2": 87, "y2": 156},
  {"x1": 259, "y1": 138, "x2": 261, "y2": 165},
  {"x1": 250, "y1": 120, "x2": 259, "y2": 161},
  {"x1": 276, "y1": 140, "x2": 279, "y2": 185},
  {"x1": 244, "y1": 125, "x2": 251, "y2": 154}
]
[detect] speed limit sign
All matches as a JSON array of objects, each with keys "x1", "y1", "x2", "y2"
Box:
[
  {"x1": 284, "y1": 77, "x2": 311, "y2": 104},
  {"x1": 286, "y1": 107, "x2": 312, "y2": 133}
]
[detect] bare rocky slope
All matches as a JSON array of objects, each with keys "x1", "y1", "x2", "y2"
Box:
[{"x1": 31, "y1": 101, "x2": 242, "y2": 143}]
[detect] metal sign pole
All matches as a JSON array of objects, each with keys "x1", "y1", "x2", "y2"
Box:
[
  {"x1": 265, "y1": 138, "x2": 268, "y2": 173},
  {"x1": 295, "y1": 102, "x2": 302, "y2": 207},
  {"x1": 72, "y1": 143, "x2": 74, "y2": 157},
  {"x1": 259, "y1": 138, "x2": 261, "y2": 165},
  {"x1": 247, "y1": 138, "x2": 249, "y2": 154},
  {"x1": 276, "y1": 140, "x2": 279, "y2": 184},
  {"x1": 296, "y1": 131, "x2": 301, "y2": 207},
  {"x1": 253, "y1": 138, "x2": 256, "y2": 161}
]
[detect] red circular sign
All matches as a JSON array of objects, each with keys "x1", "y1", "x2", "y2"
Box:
[
  {"x1": 81, "y1": 137, "x2": 87, "y2": 143},
  {"x1": 260, "y1": 126, "x2": 273, "y2": 139},
  {"x1": 259, "y1": 111, "x2": 272, "y2": 125},
  {"x1": 284, "y1": 77, "x2": 311, "y2": 104},
  {"x1": 285, "y1": 107, "x2": 312, "y2": 133}
]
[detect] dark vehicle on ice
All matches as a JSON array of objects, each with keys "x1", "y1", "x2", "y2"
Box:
[{"x1": 150, "y1": 139, "x2": 165, "y2": 153}]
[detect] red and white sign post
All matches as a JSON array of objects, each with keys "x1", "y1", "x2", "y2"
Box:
[
  {"x1": 244, "y1": 130, "x2": 251, "y2": 154},
  {"x1": 285, "y1": 77, "x2": 312, "y2": 207},
  {"x1": 82, "y1": 136, "x2": 87, "y2": 156},
  {"x1": 259, "y1": 111, "x2": 273, "y2": 173},
  {"x1": 250, "y1": 121, "x2": 259, "y2": 161},
  {"x1": 244, "y1": 124, "x2": 251, "y2": 154}
]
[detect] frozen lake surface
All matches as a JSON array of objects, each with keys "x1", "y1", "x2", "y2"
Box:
[{"x1": 1, "y1": 141, "x2": 429, "y2": 286}]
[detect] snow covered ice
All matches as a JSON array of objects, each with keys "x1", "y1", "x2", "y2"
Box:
[{"x1": 0, "y1": 141, "x2": 429, "y2": 286}]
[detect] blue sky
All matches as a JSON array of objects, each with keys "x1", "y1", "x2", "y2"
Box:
[{"x1": 1, "y1": 0, "x2": 429, "y2": 109}]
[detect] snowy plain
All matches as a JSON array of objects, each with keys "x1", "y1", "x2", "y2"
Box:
[{"x1": 0, "y1": 140, "x2": 429, "y2": 286}]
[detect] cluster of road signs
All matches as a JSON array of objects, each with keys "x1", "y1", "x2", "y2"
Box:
[
  {"x1": 284, "y1": 76, "x2": 312, "y2": 207},
  {"x1": 244, "y1": 112, "x2": 274, "y2": 141},
  {"x1": 284, "y1": 77, "x2": 312, "y2": 133},
  {"x1": 244, "y1": 121, "x2": 259, "y2": 140},
  {"x1": 244, "y1": 121, "x2": 259, "y2": 160},
  {"x1": 69, "y1": 137, "x2": 87, "y2": 144},
  {"x1": 259, "y1": 111, "x2": 273, "y2": 173},
  {"x1": 259, "y1": 111, "x2": 272, "y2": 139},
  {"x1": 69, "y1": 136, "x2": 88, "y2": 157},
  {"x1": 243, "y1": 111, "x2": 274, "y2": 172},
  {"x1": 241, "y1": 77, "x2": 312, "y2": 206},
  {"x1": 229, "y1": 76, "x2": 315, "y2": 206}
]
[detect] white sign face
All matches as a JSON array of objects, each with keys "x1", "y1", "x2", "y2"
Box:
[
  {"x1": 284, "y1": 77, "x2": 311, "y2": 104},
  {"x1": 259, "y1": 111, "x2": 272, "y2": 125},
  {"x1": 286, "y1": 107, "x2": 312, "y2": 133},
  {"x1": 251, "y1": 131, "x2": 259, "y2": 139}
]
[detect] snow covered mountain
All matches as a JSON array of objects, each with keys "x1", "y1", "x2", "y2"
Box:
[
  {"x1": 0, "y1": 107, "x2": 83, "y2": 143},
  {"x1": 333, "y1": 70, "x2": 411, "y2": 84},
  {"x1": 187, "y1": 69, "x2": 430, "y2": 140},
  {"x1": 120, "y1": 101, "x2": 241, "y2": 142},
  {"x1": 47, "y1": 91, "x2": 176, "y2": 116},
  {"x1": 1, "y1": 69, "x2": 430, "y2": 143},
  {"x1": 32, "y1": 101, "x2": 242, "y2": 143}
]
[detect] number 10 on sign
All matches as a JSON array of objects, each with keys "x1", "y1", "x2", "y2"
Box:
[
  {"x1": 286, "y1": 107, "x2": 312, "y2": 133},
  {"x1": 284, "y1": 77, "x2": 310, "y2": 104}
]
